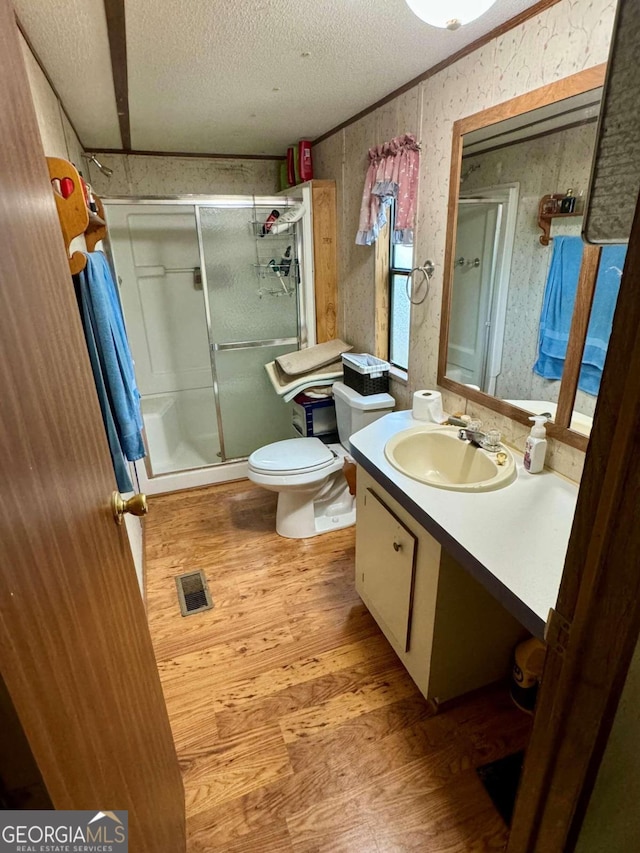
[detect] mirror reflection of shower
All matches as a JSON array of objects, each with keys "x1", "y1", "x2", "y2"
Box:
[
  {"x1": 460, "y1": 163, "x2": 481, "y2": 184},
  {"x1": 446, "y1": 184, "x2": 519, "y2": 395}
]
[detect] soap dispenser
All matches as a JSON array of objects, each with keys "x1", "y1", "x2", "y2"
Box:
[{"x1": 524, "y1": 415, "x2": 548, "y2": 474}]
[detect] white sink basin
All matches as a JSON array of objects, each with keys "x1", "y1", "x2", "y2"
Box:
[{"x1": 384, "y1": 426, "x2": 516, "y2": 492}]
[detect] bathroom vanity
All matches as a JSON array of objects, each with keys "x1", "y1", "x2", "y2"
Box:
[{"x1": 350, "y1": 411, "x2": 579, "y2": 704}]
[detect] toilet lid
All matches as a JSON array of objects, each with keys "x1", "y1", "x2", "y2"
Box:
[{"x1": 249, "y1": 438, "x2": 335, "y2": 474}]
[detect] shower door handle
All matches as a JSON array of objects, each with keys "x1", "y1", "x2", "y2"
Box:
[{"x1": 211, "y1": 337, "x2": 299, "y2": 352}]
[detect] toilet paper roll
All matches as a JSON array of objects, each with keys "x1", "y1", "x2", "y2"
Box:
[{"x1": 412, "y1": 390, "x2": 446, "y2": 423}]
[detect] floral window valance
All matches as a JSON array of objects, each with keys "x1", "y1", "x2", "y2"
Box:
[{"x1": 355, "y1": 133, "x2": 420, "y2": 247}]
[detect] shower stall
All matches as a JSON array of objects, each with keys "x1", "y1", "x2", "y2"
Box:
[{"x1": 104, "y1": 194, "x2": 315, "y2": 494}]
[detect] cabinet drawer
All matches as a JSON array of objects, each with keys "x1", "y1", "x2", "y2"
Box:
[{"x1": 357, "y1": 488, "x2": 417, "y2": 652}]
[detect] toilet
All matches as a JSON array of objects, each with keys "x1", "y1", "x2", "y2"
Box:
[{"x1": 248, "y1": 381, "x2": 395, "y2": 539}]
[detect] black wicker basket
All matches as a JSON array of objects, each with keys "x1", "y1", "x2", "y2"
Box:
[{"x1": 343, "y1": 362, "x2": 389, "y2": 396}]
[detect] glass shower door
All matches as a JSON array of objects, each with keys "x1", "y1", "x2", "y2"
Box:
[
  {"x1": 106, "y1": 203, "x2": 221, "y2": 476},
  {"x1": 197, "y1": 201, "x2": 301, "y2": 460}
]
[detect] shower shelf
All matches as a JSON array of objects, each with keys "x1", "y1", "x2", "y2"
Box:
[
  {"x1": 250, "y1": 220, "x2": 296, "y2": 238},
  {"x1": 253, "y1": 261, "x2": 299, "y2": 279},
  {"x1": 258, "y1": 286, "x2": 296, "y2": 297}
]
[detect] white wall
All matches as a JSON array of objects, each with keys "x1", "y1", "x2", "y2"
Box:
[
  {"x1": 313, "y1": 0, "x2": 617, "y2": 483},
  {"x1": 87, "y1": 152, "x2": 280, "y2": 197},
  {"x1": 19, "y1": 32, "x2": 84, "y2": 169},
  {"x1": 575, "y1": 637, "x2": 640, "y2": 852}
]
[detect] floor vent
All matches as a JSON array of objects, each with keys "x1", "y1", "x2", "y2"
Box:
[{"x1": 175, "y1": 570, "x2": 213, "y2": 617}]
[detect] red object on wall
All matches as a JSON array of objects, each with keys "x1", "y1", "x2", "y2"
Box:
[
  {"x1": 60, "y1": 177, "x2": 74, "y2": 199},
  {"x1": 286, "y1": 146, "x2": 296, "y2": 186},
  {"x1": 299, "y1": 140, "x2": 313, "y2": 182}
]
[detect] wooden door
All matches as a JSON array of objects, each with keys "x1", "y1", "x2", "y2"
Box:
[{"x1": 0, "y1": 4, "x2": 185, "y2": 850}]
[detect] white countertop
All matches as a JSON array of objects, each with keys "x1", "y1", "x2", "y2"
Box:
[{"x1": 350, "y1": 411, "x2": 579, "y2": 637}]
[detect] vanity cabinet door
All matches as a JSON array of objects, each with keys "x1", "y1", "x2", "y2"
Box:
[
  {"x1": 356, "y1": 488, "x2": 417, "y2": 652},
  {"x1": 355, "y1": 466, "x2": 523, "y2": 704}
]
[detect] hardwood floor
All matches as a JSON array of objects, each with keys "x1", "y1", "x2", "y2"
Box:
[{"x1": 145, "y1": 480, "x2": 531, "y2": 852}]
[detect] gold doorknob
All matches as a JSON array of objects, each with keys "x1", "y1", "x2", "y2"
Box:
[{"x1": 111, "y1": 491, "x2": 148, "y2": 525}]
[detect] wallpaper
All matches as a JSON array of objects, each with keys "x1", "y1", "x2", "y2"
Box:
[
  {"x1": 20, "y1": 29, "x2": 281, "y2": 203},
  {"x1": 87, "y1": 153, "x2": 281, "y2": 198},
  {"x1": 314, "y1": 0, "x2": 618, "y2": 481}
]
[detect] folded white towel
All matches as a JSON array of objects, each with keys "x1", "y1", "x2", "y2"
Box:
[
  {"x1": 265, "y1": 359, "x2": 344, "y2": 402},
  {"x1": 275, "y1": 340, "x2": 352, "y2": 377}
]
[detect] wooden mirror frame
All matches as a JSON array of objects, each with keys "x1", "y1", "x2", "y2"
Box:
[{"x1": 437, "y1": 64, "x2": 607, "y2": 452}]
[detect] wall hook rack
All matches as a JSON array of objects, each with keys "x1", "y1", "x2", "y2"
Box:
[{"x1": 47, "y1": 157, "x2": 107, "y2": 275}]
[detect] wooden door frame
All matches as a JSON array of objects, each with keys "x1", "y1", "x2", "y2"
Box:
[
  {"x1": 507, "y1": 173, "x2": 640, "y2": 852},
  {"x1": 0, "y1": 4, "x2": 185, "y2": 848}
]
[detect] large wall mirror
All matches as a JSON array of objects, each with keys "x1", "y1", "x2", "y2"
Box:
[{"x1": 437, "y1": 65, "x2": 624, "y2": 451}]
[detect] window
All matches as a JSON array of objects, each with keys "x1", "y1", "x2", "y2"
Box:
[{"x1": 389, "y1": 223, "x2": 413, "y2": 372}]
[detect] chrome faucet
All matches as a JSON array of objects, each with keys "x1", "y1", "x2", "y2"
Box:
[{"x1": 458, "y1": 427, "x2": 486, "y2": 448}]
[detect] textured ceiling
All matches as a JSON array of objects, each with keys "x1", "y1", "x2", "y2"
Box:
[
  {"x1": 15, "y1": 0, "x2": 544, "y2": 155},
  {"x1": 13, "y1": 0, "x2": 121, "y2": 148}
]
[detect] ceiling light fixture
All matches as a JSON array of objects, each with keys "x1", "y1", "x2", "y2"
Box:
[{"x1": 405, "y1": 0, "x2": 498, "y2": 30}]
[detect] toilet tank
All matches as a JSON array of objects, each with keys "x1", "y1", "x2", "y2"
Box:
[{"x1": 333, "y1": 381, "x2": 395, "y2": 450}]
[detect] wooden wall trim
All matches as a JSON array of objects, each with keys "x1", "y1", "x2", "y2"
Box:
[
  {"x1": 312, "y1": 0, "x2": 564, "y2": 147},
  {"x1": 455, "y1": 65, "x2": 606, "y2": 137},
  {"x1": 507, "y1": 194, "x2": 640, "y2": 851},
  {"x1": 311, "y1": 181, "x2": 338, "y2": 343},
  {"x1": 374, "y1": 220, "x2": 390, "y2": 361},
  {"x1": 555, "y1": 246, "x2": 601, "y2": 428},
  {"x1": 437, "y1": 125, "x2": 463, "y2": 391},
  {"x1": 104, "y1": 0, "x2": 131, "y2": 150}
]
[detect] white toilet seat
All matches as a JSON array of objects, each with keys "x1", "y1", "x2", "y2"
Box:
[
  {"x1": 249, "y1": 437, "x2": 336, "y2": 476},
  {"x1": 249, "y1": 438, "x2": 344, "y2": 488}
]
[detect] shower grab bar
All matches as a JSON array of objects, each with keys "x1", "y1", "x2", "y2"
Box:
[
  {"x1": 135, "y1": 265, "x2": 200, "y2": 276},
  {"x1": 212, "y1": 337, "x2": 299, "y2": 352},
  {"x1": 134, "y1": 265, "x2": 202, "y2": 289}
]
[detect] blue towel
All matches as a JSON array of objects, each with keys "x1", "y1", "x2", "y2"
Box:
[
  {"x1": 533, "y1": 237, "x2": 626, "y2": 396},
  {"x1": 75, "y1": 293, "x2": 135, "y2": 492},
  {"x1": 582, "y1": 245, "x2": 627, "y2": 388},
  {"x1": 75, "y1": 252, "x2": 145, "y2": 490}
]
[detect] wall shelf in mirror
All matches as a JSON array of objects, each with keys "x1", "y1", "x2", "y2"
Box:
[
  {"x1": 438, "y1": 65, "x2": 608, "y2": 453},
  {"x1": 538, "y1": 193, "x2": 583, "y2": 246}
]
